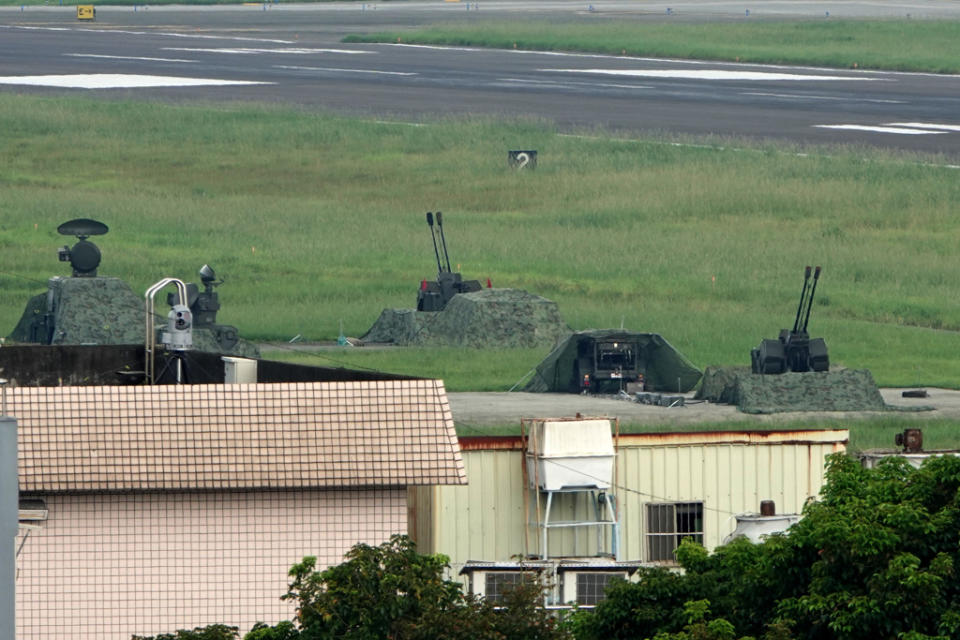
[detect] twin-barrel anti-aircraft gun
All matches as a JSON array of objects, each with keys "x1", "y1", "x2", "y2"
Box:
[
  {"x1": 415, "y1": 211, "x2": 485, "y2": 311},
  {"x1": 751, "y1": 266, "x2": 829, "y2": 375}
]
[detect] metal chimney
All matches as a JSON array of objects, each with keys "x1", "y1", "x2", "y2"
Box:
[{"x1": 895, "y1": 429, "x2": 923, "y2": 453}]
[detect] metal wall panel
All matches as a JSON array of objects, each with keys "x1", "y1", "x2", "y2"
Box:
[{"x1": 419, "y1": 435, "x2": 845, "y2": 572}]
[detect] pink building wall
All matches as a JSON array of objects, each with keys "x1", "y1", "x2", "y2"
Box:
[{"x1": 16, "y1": 488, "x2": 407, "y2": 639}]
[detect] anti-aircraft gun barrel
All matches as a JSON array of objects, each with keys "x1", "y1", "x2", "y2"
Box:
[
  {"x1": 792, "y1": 266, "x2": 812, "y2": 334},
  {"x1": 426, "y1": 212, "x2": 444, "y2": 276},
  {"x1": 801, "y1": 266, "x2": 821, "y2": 332},
  {"x1": 436, "y1": 211, "x2": 453, "y2": 273}
]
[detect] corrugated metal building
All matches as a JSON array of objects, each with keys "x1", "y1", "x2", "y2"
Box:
[{"x1": 410, "y1": 425, "x2": 847, "y2": 572}]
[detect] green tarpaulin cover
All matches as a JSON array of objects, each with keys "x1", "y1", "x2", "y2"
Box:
[{"x1": 523, "y1": 329, "x2": 702, "y2": 393}]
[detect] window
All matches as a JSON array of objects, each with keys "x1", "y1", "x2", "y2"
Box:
[
  {"x1": 18, "y1": 499, "x2": 48, "y2": 528},
  {"x1": 574, "y1": 571, "x2": 626, "y2": 605},
  {"x1": 483, "y1": 572, "x2": 532, "y2": 604},
  {"x1": 646, "y1": 502, "x2": 704, "y2": 563}
]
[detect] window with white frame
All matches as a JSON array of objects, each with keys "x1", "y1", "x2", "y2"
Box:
[
  {"x1": 484, "y1": 571, "x2": 533, "y2": 604},
  {"x1": 646, "y1": 502, "x2": 704, "y2": 563},
  {"x1": 574, "y1": 571, "x2": 627, "y2": 605}
]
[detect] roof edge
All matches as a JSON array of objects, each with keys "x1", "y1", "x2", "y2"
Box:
[{"x1": 459, "y1": 429, "x2": 849, "y2": 451}]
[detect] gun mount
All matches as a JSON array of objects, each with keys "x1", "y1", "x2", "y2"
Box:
[
  {"x1": 166, "y1": 264, "x2": 241, "y2": 352},
  {"x1": 415, "y1": 211, "x2": 482, "y2": 312},
  {"x1": 751, "y1": 266, "x2": 829, "y2": 375}
]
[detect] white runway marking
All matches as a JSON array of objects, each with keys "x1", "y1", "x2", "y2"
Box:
[
  {"x1": 2, "y1": 24, "x2": 294, "y2": 44},
  {"x1": 164, "y1": 47, "x2": 372, "y2": 55},
  {"x1": 274, "y1": 65, "x2": 415, "y2": 76},
  {"x1": 887, "y1": 122, "x2": 960, "y2": 132},
  {"x1": 0, "y1": 74, "x2": 271, "y2": 89},
  {"x1": 814, "y1": 124, "x2": 945, "y2": 135},
  {"x1": 65, "y1": 53, "x2": 196, "y2": 64},
  {"x1": 744, "y1": 91, "x2": 904, "y2": 104},
  {"x1": 499, "y1": 77, "x2": 651, "y2": 90},
  {"x1": 384, "y1": 43, "x2": 957, "y2": 79},
  {"x1": 548, "y1": 69, "x2": 872, "y2": 81}
]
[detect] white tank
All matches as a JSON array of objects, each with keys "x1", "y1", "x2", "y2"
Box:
[
  {"x1": 526, "y1": 418, "x2": 615, "y2": 490},
  {"x1": 723, "y1": 513, "x2": 801, "y2": 544}
]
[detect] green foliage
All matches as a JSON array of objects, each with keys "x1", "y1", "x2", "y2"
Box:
[
  {"x1": 133, "y1": 624, "x2": 239, "y2": 640},
  {"x1": 576, "y1": 453, "x2": 960, "y2": 640},
  {"x1": 651, "y1": 600, "x2": 743, "y2": 640},
  {"x1": 568, "y1": 565, "x2": 694, "y2": 639},
  {"x1": 245, "y1": 621, "x2": 299, "y2": 640},
  {"x1": 250, "y1": 534, "x2": 569, "y2": 640}
]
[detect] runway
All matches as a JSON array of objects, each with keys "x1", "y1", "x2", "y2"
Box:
[{"x1": 2, "y1": 0, "x2": 960, "y2": 156}]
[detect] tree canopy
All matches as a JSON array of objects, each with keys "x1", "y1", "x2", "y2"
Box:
[{"x1": 574, "y1": 453, "x2": 960, "y2": 640}]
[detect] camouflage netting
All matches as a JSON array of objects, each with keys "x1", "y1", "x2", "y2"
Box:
[
  {"x1": 360, "y1": 288, "x2": 570, "y2": 348},
  {"x1": 8, "y1": 276, "x2": 258, "y2": 358},
  {"x1": 695, "y1": 366, "x2": 891, "y2": 414},
  {"x1": 11, "y1": 277, "x2": 145, "y2": 345}
]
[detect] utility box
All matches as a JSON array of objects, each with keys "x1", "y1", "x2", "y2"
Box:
[
  {"x1": 223, "y1": 356, "x2": 257, "y2": 384},
  {"x1": 526, "y1": 418, "x2": 614, "y2": 490}
]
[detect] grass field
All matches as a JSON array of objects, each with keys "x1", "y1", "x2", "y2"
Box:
[
  {"x1": 345, "y1": 19, "x2": 960, "y2": 74},
  {"x1": 3, "y1": 92, "x2": 959, "y2": 393}
]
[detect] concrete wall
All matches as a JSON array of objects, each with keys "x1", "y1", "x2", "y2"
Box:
[{"x1": 16, "y1": 488, "x2": 406, "y2": 640}]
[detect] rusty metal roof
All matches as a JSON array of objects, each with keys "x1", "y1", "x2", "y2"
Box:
[
  {"x1": 12, "y1": 380, "x2": 465, "y2": 493},
  {"x1": 459, "y1": 428, "x2": 849, "y2": 451}
]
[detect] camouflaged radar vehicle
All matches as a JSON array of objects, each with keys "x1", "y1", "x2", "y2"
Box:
[{"x1": 8, "y1": 219, "x2": 257, "y2": 358}]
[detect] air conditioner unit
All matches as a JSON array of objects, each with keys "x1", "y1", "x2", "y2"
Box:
[
  {"x1": 18, "y1": 498, "x2": 48, "y2": 530},
  {"x1": 459, "y1": 561, "x2": 550, "y2": 603},
  {"x1": 556, "y1": 562, "x2": 642, "y2": 606}
]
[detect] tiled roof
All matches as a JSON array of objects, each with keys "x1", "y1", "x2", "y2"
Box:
[{"x1": 12, "y1": 380, "x2": 466, "y2": 493}]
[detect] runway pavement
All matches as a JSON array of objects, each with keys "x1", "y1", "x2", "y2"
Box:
[
  {"x1": 1, "y1": 1, "x2": 959, "y2": 155},
  {"x1": 448, "y1": 387, "x2": 960, "y2": 429}
]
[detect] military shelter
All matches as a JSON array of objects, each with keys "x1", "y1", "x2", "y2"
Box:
[
  {"x1": 522, "y1": 330, "x2": 702, "y2": 394},
  {"x1": 362, "y1": 288, "x2": 569, "y2": 348},
  {"x1": 694, "y1": 366, "x2": 918, "y2": 414}
]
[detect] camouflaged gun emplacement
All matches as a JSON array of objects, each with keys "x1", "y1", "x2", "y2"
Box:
[
  {"x1": 751, "y1": 266, "x2": 829, "y2": 375},
  {"x1": 416, "y1": 211, "x2": 482, "y2": 312}
]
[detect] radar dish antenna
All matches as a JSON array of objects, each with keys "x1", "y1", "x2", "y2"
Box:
[
  {"x1": 56, "y1": 218, "x2": 108, "y2": 277},
  {"x1": 57, "y1": 218, "x2": 109, "y2": 240}
]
